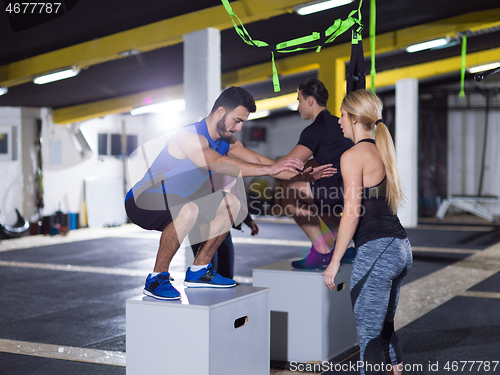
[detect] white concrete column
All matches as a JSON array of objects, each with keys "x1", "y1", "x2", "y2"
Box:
[
  {"x1": 183, "y1": 27, "x2": 221, "y2": 123},
  {"x1": 395, "y1": 78, "x2": 419, "y2": 228},
  {"x1": 180, "y1": 28, "x2": 221, "y2": 267}
]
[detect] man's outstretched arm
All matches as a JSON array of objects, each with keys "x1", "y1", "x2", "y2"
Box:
[
  {"x1": 227, "y1": 137, "x2": 335, "y2": 181},
  {"x1": 178, "y1": 132, "x2": 304, "y2": 178}
]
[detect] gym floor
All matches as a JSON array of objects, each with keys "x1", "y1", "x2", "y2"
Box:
[{"x1": 0, "y1": 215, "x2": 499, "y2": 375}]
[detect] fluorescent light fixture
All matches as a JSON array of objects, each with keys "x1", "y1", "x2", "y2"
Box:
[
  {"x1": 0, "y1": 86, "x2": 7, "y2": 96},
  {"x1": 248, "y1": 109, "x2": 270, "y2": 120},
  {"x1": 468, "y1": 62, "x2": 500, "y2": 74},
  {"x1": 33, "y1": 66, "x2": 81, "y2": 85},
  {"x1": 406, "y1": 38, "x2": 449, "y2": 53},
  {"x1": 119, "y1": 49, "x2": 141, "y2": 57},
  {"x1": 130, "y1": 99, "x2": 185, "y2": 116},
  {"x1": 295, "y1": 0, "x2": 354, "y2": 15}
]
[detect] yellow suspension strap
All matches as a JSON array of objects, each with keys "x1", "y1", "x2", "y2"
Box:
[{"x1": 221, "y1": 0, "x2": 363, "y2": 92}]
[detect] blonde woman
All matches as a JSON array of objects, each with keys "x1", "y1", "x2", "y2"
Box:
[{"x1": 323, "y1": 90, "x2": 412, "y2": 375}]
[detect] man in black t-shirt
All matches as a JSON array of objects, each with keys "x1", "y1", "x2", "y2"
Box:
[{"x1": 280, "y1": 78, "x2": 354, "y2": 269}]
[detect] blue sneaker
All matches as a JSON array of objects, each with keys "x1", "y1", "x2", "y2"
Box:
[
  {"x1": 184, "y1": 263, "x2": 236, "y2": 288},
  {"x1": 143, "y1": 272, "x2": 180, "y2": 300}
]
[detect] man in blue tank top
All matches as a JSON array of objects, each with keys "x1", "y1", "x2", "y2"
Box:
[{"x1": 125, "y1": 87, "x2": 335, "y2": 300}]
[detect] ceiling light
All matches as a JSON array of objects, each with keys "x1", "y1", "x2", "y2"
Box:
[
  {"x1": 295, "y1": 0, "x2": 354, "y2": 15},
  {"x1": 406, "y1": 38, "x2": 449, "y2": 53},
  {"x1": 468, "y1": 62, "x2": 500, "y2": 74},
  {"x1": 119, "y1": 49, "x2": 141, "y2": 57},
  {"x1": 248, "y1": 110, "x2": 270, "y2": 120},
  {"x1": 0, "y1": 86, "x2": 7, "y2": 96},
  {"x1": 33, "y1": 66, "x2": 81, "y2": 85},
  {"x1": 130, "y1": 99, "x2": 185, "y2": 116},
  {"x1": 287, "y1": 102, "x2": 299, "y2": 111}
]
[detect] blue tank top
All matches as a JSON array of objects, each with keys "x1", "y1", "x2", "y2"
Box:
[{"x1": 125, "y1": 119, "x2": 230, "y2": 200}]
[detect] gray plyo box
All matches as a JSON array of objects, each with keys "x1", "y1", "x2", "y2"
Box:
[
  {"x1": 253, "y1": 259, "x2": 358, "y2": 363},
  {"x1": 126, "y1": 285, "x2": 269, "y2": 375}
]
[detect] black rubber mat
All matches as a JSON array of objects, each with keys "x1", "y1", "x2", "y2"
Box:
[
  {"x1": 0, "y1": 353, "x2": 125, "y2": 375},
  {"x1": 0, "y1": 237, "x2": 159, "y2": 269},
  {"x1": 403, "y1": 252, "x2": 470, "y2": 285},
  {"x1": 405, "y1": 228, "x2": 500, "y2": 249},
  {"x1": 233, "y1": 221, "x2": 312, "y2": 241},
  {"x1": 323, "y1": 295, "x2": 500, "y2": 375},
  {"x1": 0, "y1": 266, "x2": 141, "y2": 351},
  {"x1": 234, "y1": 244, "x2": 307, "y2": 277},
  {"x1": 469, "y1": 271, "x2": 500, "y2": 293},
  {"x1": 232, "y1": 223, "x2": 489, "y2": 280},
  {"x1": 1, "y1": 223, "x2": 498, "y2": 375},
  {"x1": 397, "y1": 296, "x2": 500, "y2": 374}
]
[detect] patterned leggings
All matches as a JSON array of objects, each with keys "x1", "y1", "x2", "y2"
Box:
[{"x1": 350, "y1": 237, "x2": 413, "y2": 375}]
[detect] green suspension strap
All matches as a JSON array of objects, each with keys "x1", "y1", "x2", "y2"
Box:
[
  {"x1": 459, "y1": 35, "x2": 467, "y2": 98},
  {"x1": 221, "y1": 0, "x2": 363, "y2": 92},
  {"x1": 369, "y1": 0, "x2": 376, "y2": 93}
]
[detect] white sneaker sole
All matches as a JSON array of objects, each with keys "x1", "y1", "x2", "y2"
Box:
[
  {"x1": 143, "y1": 288, "x2": 180, "y2": 300},
  {"x1": 183, "y1": 281, "x2": 236, "y2": 288}
]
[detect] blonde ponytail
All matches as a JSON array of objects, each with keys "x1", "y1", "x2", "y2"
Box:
[
  {"x1": 375, "y1": 121, "x2": 403, "y2": 213},
  {"x1": 341, "y1": 89, "x2": 404, "y2": 213}
]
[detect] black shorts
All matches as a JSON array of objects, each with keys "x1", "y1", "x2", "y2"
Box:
[
  {"x1": 310, "y1": 174, "x2": 344, "y2": 216},
  {"x1": 125, "y1": 187, "x2": 228, "y2": 232}
]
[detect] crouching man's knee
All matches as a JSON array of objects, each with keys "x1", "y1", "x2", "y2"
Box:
[
  {"x1": 222, "y1": 192, "x2": 242, "y2": 218},
  {"x1": 177, "y1": 201, "x2": 199, "y2": 223}
]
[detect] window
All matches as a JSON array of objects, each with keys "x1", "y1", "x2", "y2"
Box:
[
  {"x1": 98, "y1": 133, "x2": 108, "y2": 156},
  {"x1": 111, "y1": 134, "x2": 122, "y2": 156},
  {"x1": 0, "y1": 125, "x2": 15, "y2": 161},
  {"x1": 0, "y1": 133, "x2": 8, "y2": 154},
  {"x1": 126, "y1": 134, "x2": 138, "y2": 156},
  {"x1": 97, "y1": 132, "x2": 138, "y2": 157}
]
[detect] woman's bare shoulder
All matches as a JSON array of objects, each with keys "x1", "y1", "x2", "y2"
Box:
[{"x1": 341, "y1": 142, "x2": 367, "y2": 162}]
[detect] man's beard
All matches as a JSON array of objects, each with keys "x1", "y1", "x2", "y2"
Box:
[{"x1": 216, "y1": 114, "x2": 231, "y2": 141}]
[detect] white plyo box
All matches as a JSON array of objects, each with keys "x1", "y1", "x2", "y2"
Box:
[
  {"x1": 126, "y1": 285, "x2": 269, "y2": 375},
  {"x1": 253, "y1": 259, "x2": 358, "y2": 363}
]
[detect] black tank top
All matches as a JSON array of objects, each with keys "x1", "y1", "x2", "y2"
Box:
[{"x1": 352, "y1": 139, "x2": 407, "y2": 248}]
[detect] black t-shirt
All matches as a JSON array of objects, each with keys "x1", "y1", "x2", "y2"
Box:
[{"x1": 297, "y1": 109, "x2": 353, "y2": 168}]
